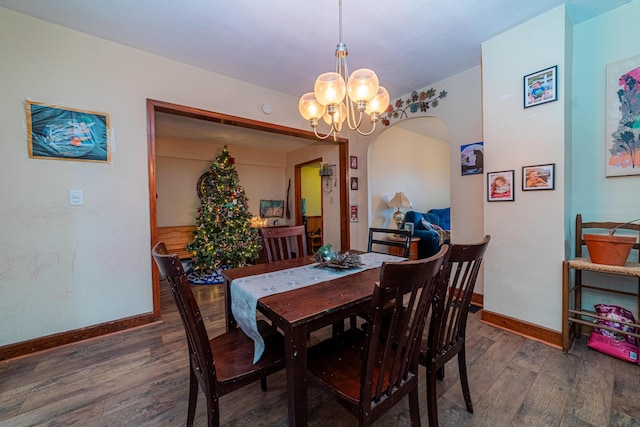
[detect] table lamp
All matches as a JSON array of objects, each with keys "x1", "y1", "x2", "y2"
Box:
[{"x1": 388, "y1": 192, "x2": 412, "y2": 229}]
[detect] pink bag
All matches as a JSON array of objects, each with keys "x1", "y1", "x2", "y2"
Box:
[{"x1": 587, "y1": 304, "x2": 639, "y2": 363}]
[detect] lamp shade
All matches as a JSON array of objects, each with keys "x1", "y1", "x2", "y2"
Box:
[
  {"x1": 299, "y1": 92, "x2": 326, "y2": 121},
  {"x1": 314, "y1": 72, "x2": 346, "y2": 106},
  {"x1": 388, "y1": 192, "x2": 412, "y2": 209},
  {"x1": 364, "y1": 86, "x2": 390, "y2": 116},
  {"x1": 347, "y1": 68, "x2": 379, "y2": 103}
]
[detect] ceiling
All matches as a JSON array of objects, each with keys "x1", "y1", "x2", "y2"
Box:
[{"x1": 1, "y1": 0, "x2": 631, "y2": 150}]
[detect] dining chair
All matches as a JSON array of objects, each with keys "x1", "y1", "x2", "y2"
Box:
[
  {"x1": 151, "y1": 242, "x2": 285, "y2": 427},
  {"x1": 419, "y1": 235, "x2": 491, "y2": 427},
  {"x1": 347, "y1": 227, "x2": 413, "y2": 331},
  {"x1": 260, "y1": 225, "x2": 308, "y2": 262},
  {"x1": 368, "y1": 227, "x2": 412, "y2": 258},
  {"x1": 306, "y1": 245, "x2": 449, "y2": 426}
]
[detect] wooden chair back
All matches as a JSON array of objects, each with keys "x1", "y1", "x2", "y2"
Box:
[
  {"x1": 152, "y1": 242, "x2": 285, "y2": 427},
  {"x1": 260, "y1": 225, "x2": 308, "y2": 263},
  {"x1": 367, "y1": 227, "x2": 412, "y2": 258},
  {"x1": 575, "y1": 214, "x2": 640, "y2": 260},
  {"x1": 363, "y1": 245, "x2": 448, "y2": 409},
  {"x1": 421, "y1": 234, "x2": 491, "y2": 427},
  {"x1": 152, "y1": 242, "x2": 218, "y2": 406}
]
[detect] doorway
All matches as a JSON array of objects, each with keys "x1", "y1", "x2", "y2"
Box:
[
  {"x1": 147, "y1": 99, "x2": 350, "y2": 318},
  {"x1": 296, "y1": 159, "x2": 323, "y2": 253}
]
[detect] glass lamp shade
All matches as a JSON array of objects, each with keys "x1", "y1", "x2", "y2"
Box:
[
  {"x1": 323, "y1": 102, "x2": 347, "y2": 130},
  {"x1": 298, "y1": 92, "x2": 326, "y2": 121},
  {"x1": 347, "y1": 68, "x2": 379, "y2": 103},
  {"x1": 364, "y1": 86, "x2": 390, "y2": 116},
  {"x1": 314, "y1": 72, "x2": 346, "y2": 106}
]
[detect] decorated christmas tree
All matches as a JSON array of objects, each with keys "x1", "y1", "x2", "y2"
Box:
[{"x1": 187, "y1": 146, "x2": 261, "y2": 273}]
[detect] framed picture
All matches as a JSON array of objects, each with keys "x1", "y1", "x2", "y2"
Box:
[
  {"x1": 460, "y1": 142, "x2": 484, "y2": 176},
  {"x1": 350, "y1": 177, "x2": 359, "y2": 190},
  {"x1": 350, "y1": 155, "x2": 358, "y2": 169},
  {"x1": 259, "y1": 199, "x2": 284, "y2": 218},
  {"x1": 522, "y1": 163, "x2": 555, "y2": 191},
  {"x1": 606, "y1": 54, "x2": 640, "y2": 177},
  {"x1": 26, "y1": 100, "x2": 111, "y2": 162},
  {"x1": 403, "y1": 222, "x2": 414, "y2": 236},
  {"x1": 523, "y1": 66, "x2": 558, "y2": 108},
  {"x1": 350, "y1": 205, "x2": 359, "y2": 222},
  {"x1": 487, "y1": 170, "x2": 515, "y2": 202}
]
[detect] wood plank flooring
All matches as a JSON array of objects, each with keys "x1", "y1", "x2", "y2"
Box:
[{"x1": 1, "y1": 282, "x2": 639, "y2": 426}]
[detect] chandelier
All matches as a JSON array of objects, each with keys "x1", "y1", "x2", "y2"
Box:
[{"x1": 298, "y1": 0, "x2": 389, "y2": 141}]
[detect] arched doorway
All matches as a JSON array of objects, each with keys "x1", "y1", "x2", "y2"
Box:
[{"x1": 368, "y1": 116, "x2": 451, "y2": 229}]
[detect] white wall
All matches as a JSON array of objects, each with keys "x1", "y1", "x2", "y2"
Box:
[
  {"x1": 482, "y1": 6, "x2": 567, "y2": 330},
  {"x1": 0, "y1": 8, "x2": 307, "y2": 346}
]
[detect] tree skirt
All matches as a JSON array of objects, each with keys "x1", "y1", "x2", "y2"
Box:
[{"x1": 186, "y1": 263, "x2": 230, "y2": 285}]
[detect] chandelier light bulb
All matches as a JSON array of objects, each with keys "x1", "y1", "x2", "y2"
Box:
[
  {"x1": 299, "y1": 92, "x2": 326, "y2": 121},
  {"x1": 364, "y1": 86, "x2": 390, "y2": 116},
  {"x1": 314, "y1": 72, "x2": 346, "y2": 106},
  {"x1": 347, "y1": 69, "x2": 379, "y2": 104}
]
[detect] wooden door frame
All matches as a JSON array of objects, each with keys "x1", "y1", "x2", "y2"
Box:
[{"x1": 147, "y1": 99, "x2": 350, "y2": 318}]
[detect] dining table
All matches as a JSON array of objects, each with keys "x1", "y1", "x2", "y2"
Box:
[{"x1": 222, "y1": 252, "x2": 405, "y2": 427}]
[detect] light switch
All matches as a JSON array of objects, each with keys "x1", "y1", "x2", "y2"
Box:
[{"x1": 69, "y1": 190, "x2": 84, "y2": 206}]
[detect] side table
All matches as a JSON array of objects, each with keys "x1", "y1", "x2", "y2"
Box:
[{"x1": 388, "y1": 236, "x2": 420, "y2": 260}]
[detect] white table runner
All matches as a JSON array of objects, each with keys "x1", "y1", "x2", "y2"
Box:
[{"x1": 231, "y1": 252, "x2": 406, "y2": 363}]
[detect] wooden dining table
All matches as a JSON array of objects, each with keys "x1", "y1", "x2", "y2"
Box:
[{"x1": 222, "y1": 254, "x2": 388, "y2": 427}]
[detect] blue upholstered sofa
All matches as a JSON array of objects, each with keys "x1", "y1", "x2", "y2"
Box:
[{"x1": 402, "y1": 208, "x2": 450, "y2": 259}]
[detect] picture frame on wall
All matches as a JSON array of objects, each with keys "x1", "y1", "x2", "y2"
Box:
[
  {"x1": 350, "y1": 155, "x2": 358, "y2": 169},
  {"x1": 487, "y1": 170, "x2": 515, "y2": 202},
  {"x1": 605, "y1": 54, "x2": 640, "y2": 177},
  {"x1": 350, "y1": 205, "x2": 359, "y2": 222},
  {"x1": 522, "y1": 163, "x2": 555, "y2": 191},
  {"x1": 350, "y1": 177, "x2": 358, "y2": 190},
  {"x1": 460, "y1": 142, "x2": 484, "y2": 175},
  {"x1": 259, "y1": 199, "x2": 284, "y2": 218},
  {"x1": 26, "y1": 100, "x2": 111, "y2": 162},
  {"x1": 523, "y1": 65, "x2": 558, "y2": 108}
]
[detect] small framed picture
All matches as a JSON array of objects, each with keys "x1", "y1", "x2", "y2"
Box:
[
  {"x1": 403, "y1": 222, "x2": 414, "y2": 235},
  {"x1": 487, "y1": 170, "x2": 515, "y2": 202},
  {"x1": 350, "y1": 205, "x2": 359, "y2": 222},
  {"x1": 350, "y1": 155, "x2": 358, "y2": 169},
  {"x1": 524, "y1": 65, "x2": 558, "y2": 108},
  {"x1": 350, "y1": 177, "x2": 359, "y2": 190},
  {"x1": 522, "y1": 163, "x2": 555, "y2": 191}
]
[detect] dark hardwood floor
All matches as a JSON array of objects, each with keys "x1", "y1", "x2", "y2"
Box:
[{"x1": 1, "y1": 281, "x2": 639, "y2": 426}]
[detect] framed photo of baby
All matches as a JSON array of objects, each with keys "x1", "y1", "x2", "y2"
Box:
[
  {"x1": 523, "y1": 65, "x2": 558, "y2": 108},
  {"x1": 522, "y1": 163, "x2": 555, "y2": 191},
  {"x1": 487, "y1": 170, "x2": 514, "y2": 202}
]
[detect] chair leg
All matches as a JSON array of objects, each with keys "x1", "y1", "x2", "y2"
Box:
[
  {"x1": 408, "y1": 387, "x2": 421, "y2": 426},
  {"x1": 457, "y1": 349, "x2": 473, "y2": 413},
  {"x1": 187, "y1": 368, "x2": 198, "y2": 427},
  {"x1": 260, "y1": 376, "x2": 267, "y2": 391},
  {"x1": 436, "y1": 366, "x2": 445, "y2": 381},
  {"x1": 426, "y1": 365, "x2": 439, "y2": 427}
]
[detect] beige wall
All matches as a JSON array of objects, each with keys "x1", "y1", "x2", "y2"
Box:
[
  {"x1": 0, "y1": 8, "x2": 307, "y2": 346},
  {"x1": 156, "y1": 139, "x2": 288, "y2": 227},
  {"x1": 368, "y1": 124, "x2": 451, "y2": 229}
]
